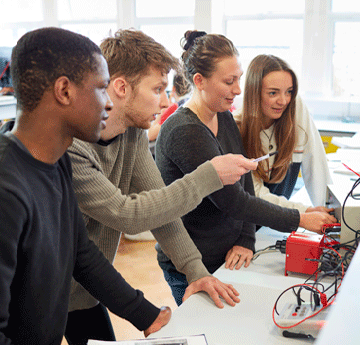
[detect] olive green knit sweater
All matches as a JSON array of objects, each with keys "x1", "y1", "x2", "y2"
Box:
[{"x1": 67, "y1": 127, "x2": 223, "y2": 311}]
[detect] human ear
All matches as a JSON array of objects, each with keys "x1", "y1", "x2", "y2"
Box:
[
  {"x1": 112, "y1": 77, "x2": 128, "y2": 99},
  {"x1": 193, "y1": 73, "x2": 204, "y2": 90},
  {"x1": 54, "y1": 76, "x2": 72, "y2": 105}
]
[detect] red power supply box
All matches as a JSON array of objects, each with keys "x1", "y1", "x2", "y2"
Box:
[{"x1": 285, "y1": 232, "x2": 325, "y2": 277}]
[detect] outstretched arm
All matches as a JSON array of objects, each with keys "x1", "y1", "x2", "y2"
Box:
[
  {"x1": 68, "y1": 133, "x2": 224, "y2": 234},
  {"x1": 158, "y1": 121, "x2": 300, "y2": 234},
  {"x1": 70, "y1": 133, "x2": 243, "y2": 308}
]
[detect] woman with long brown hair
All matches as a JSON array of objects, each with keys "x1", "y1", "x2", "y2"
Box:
[
  {"x1": 235, "y1": 54, "x2": 333, "y2": 214},
  {"x1": 155, "y1": 32, "x2": 336, "y2": 306}
]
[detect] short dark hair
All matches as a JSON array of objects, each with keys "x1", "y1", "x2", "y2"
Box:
[
  {"x1": 100, "y1": 29, "x2": 179, "y2": 88},
  {"x1": 11, "y1": 27, "x2": 102, "y2": 112}
]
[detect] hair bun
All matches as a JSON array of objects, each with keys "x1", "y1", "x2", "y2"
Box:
[{"x1": 183, "y1": 30, "x2": 207, "y2": 51}]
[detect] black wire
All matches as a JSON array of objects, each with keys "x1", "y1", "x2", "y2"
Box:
[
  {"x1": 341, "y1": 178, "x2": 360, "y2": 235},
  {"x1": 253, "y1": 244, "x2": 276, "y2": 255},
  {"x1": 276, "y1": 236, "x2": 349, "y2": 314},
  {"x1": 274, "y1": 178, "x2": 360, "y2": 318},
  {"x1": 252, "y1": 244, "x2": 277, "y2": 261}
]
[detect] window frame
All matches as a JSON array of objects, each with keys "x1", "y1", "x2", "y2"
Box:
[
  {"x1": 2, "y1": 0, "x2": 360, "y2": 120},
  {"x1": 223, "y1": 0, "x2": 360, "y2": 120}
]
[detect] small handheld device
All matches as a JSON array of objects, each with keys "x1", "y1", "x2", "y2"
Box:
[
  {"x1": 276, "y1": 302, "x2": 330, "y2": 337},
  {"x1": 253, "y1": 151, "x2": 278, "y2": 162}
]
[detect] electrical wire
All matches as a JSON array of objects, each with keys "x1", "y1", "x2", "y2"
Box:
[
  {"x1": 272, "y1": 283, "x2": 333, "y2": 329},
  {"x1": 0, "y1": 61, "x2": 10, "y2": 80},
  {"x1": 341, "y1": 177, "x2": 360, "y2": 240},
  {"x1": 252, "y1": 245, "x2": 277, "y2": 261},
  {"x1": 270, "y1": 177, "x2": 360, "y2": 332}
]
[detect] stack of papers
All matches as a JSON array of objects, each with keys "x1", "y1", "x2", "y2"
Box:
[{"x1": 88, "y1": 334, "x2": 208, "y2": 345}]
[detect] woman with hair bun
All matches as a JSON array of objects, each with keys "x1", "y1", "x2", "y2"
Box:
[
  {"x1": 155, "y1": 31, "x2": 336, "y2": 305},
  {"x1": 234, "y1": 54, "x2": 333, "y2": 214}
]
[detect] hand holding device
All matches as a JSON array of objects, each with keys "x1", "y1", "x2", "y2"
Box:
[{"x1": 211, "y1": 153, "x2": 258, "y2": 185}]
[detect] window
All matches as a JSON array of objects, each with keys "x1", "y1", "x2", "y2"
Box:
[
  {"x1": 0, "y1": 0, "x2": 43, "y2": 47},
  {"x1": 224, "y1": 0, "x2": 360, "y2": 119},
  {"x1": 57, "y1": 0, "x2": 117, "y2": 21},
  {"x1": 331, "y1": 3, "x2": 360, "y2": 99},
  {"x1": 60, "y1": 23, "x2": 118, "y2": 46},
  {"x1": 224, "y1": 0, "x2": 304, "y2": 15},
  {"x1": 136, "y1": 0, "x2": 195, "y2": 18},
  {"x1": 332, "y1": 0, "x2": 360, "y2": 12},
  {"x1": 0, "y1": 0, "x2": 43, "y2": 23},
  {"x1": 57, "y1": 0, "x2": 117, "y2": 46},
  {"x1": 135, "y1": 0, "x2": 195, "y2": 59},
  {"x1": 227, "y1": 19, "x2": 303, "y2": 82},
  {"x1": 1, "y1": 0, "x2": 360, "y2": 119},
  {"x1": 140, "y1": 24, "x2": 193, "y2": 59},
  {"x1": 224, "y1": 0, "x2": 304, "y2": 93}
]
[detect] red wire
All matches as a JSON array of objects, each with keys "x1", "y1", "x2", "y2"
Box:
[
  {"x1": 273, "y1": 244, "x2": 343, "y2": 330},
  {"x1": 0, "y1": 61, "x2": 10, "y2": 80},
  {"x1": 273, "y1": 230, "x2": 347, "y2": 330},
  {"x1": 273, "y1": 306, "x2": 331, "y2": 330},
  {"x1": 272, "y1": 283, "x2": 333, "y2": 329},
  {"x1": 342, "y1": 162, "x2": 360, "y2": 178},
  {"x1": 321, "y1": 223, "x2": 341, "y2": 235}
]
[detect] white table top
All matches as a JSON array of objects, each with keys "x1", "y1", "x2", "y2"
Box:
[
  {"x1": 151, "y1": 160, "x2": 360, "y2": 344},
  {"x1": 152, "y1": 227, "x2": 330, "y2": 345}
]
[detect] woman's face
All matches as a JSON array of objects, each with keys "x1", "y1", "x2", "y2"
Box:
[
  {"x1": 200, "y1": 55, "x2": 242, "y2": 113},
  {"x1": 261, "y1": 70, "x2": 293, "y2": 128}
]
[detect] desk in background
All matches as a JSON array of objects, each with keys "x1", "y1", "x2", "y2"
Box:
[
  {"x1": 315, "y1": 119, "x2": 360, "y2": 138},
  {"x1": 315, "y1": 119, "x2": 360, "y2": 154}
]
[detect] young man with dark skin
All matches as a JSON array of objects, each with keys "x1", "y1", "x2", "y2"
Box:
[
  {"x1": 0, "y1": 27, "x2": 170, "y2": 345},
  {"x1": 66, "y1": 29, "x2": 258, "y2": 345}
]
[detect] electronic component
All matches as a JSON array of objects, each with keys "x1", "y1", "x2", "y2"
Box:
[
  {"x1": 284, "y1": 232, "x2": 324, "y2": 277},
  {"x1": 276, "y1": 303, "x2": 330, "y2": 337}
]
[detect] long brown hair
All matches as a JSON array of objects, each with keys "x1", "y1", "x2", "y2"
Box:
[{"x1": 236, "y1": 54, "x2": 298, "y2": 183}]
